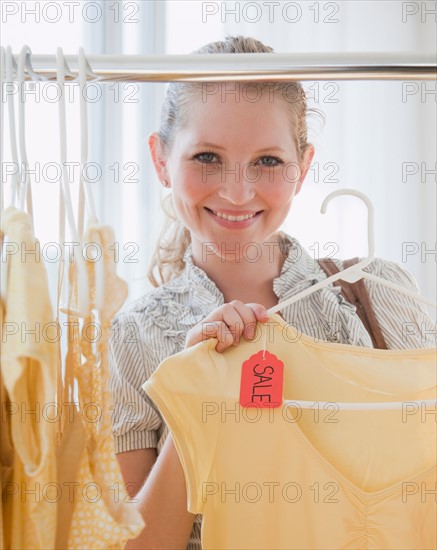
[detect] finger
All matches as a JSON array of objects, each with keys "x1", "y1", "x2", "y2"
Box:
[
  {"x1": 214, "y1": 320, "x2": 237, "y2": 353},
  {"x1": 218, "y1": 302, "x2": 248, "y2": 344},
  {"x1": 185, "y1": 319, "x2": 235, "y2": 351},
  {"x1": 200, "y1": 303, "x2": 250, "y2": 350},
  {"x1": 244, "y1": 303, "x2": 270, "y2": 322},
  {"x1": 224, "y1": 300, "x2": 260, "y2": 343},
  {"x1": 238, "y1": 302, "x2": 270, "y2": 341},
  {"x1": 185, "y1": 302, "x2": 271, "y2": 351}
]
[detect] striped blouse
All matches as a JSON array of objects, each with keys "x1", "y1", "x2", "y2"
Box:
[{"x1": 108, "y1": 232, "x2": 436, "y2": 550}]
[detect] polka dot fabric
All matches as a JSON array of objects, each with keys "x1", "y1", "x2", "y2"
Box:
[{"x1": 67, "y1": 223, "x2": 145, "y2": 549}]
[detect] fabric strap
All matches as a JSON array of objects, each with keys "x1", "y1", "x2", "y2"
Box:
[{"x1": 317, "y1": 257, "x2": 388, "y2": 350}]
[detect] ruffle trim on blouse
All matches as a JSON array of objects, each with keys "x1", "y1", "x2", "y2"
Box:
[
  {"x1": 182, "y1": 244, "x2": 225, "y2": 306},
  {"x1": 115, "y1": 233, "x2": 375, "y2": 348},
  {"x1": 113, "y1": 249, "x2": 224, "y2": 348}
]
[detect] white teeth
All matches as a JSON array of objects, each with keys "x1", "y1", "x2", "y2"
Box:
[{"x1": 212, "y1": 210, "x2": 257, "y2": 222}]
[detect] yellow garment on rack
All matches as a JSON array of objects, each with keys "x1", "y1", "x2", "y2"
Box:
[
  {"x1": 0, "y1": 206, "x2": 58, "y2": 549},
  {"x1": 66, "y1": 221, "x2": 145, "y2": 549},
  {"x1": 54, "y1": 261, "x2": 86, "y2": 550},
  {"x1": 144, "y1": 313, "x2": 437, "y2": 550},
  {"x1": 0, "y1": 226, "x2": 13, "y2": 549},
  {"x1": 1, "y1": 297, "x2": 15, "y2": 550}
]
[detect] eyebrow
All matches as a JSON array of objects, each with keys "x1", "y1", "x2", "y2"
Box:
[{"x1": 193, "y1": 142, "x2": 287, "y2": 154}]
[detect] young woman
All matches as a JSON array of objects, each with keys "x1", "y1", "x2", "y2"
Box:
[{"x1": 109, "y1": 35, "x2": 435, "y2": 549}]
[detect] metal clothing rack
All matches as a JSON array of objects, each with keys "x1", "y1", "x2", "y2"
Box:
[{"x1": 7, "y1": 52, "x2": 437, "y2": 82}]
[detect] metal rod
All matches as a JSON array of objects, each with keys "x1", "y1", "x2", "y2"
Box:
[{"x1": 7, "y1": 52, "x2": 437, "y2": 82}]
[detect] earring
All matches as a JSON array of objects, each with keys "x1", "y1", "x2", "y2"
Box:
[{"x1": 162, "y1": 180, "x2": 169, "y2": 187}]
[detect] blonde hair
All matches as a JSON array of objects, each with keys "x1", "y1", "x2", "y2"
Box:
[{"x1": 148, "y1": 35, "x2": 324, "y2": 288}]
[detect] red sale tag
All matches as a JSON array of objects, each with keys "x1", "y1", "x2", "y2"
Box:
[{"x1": 239, "y1": 350, "x2": 284, "y2": 408}]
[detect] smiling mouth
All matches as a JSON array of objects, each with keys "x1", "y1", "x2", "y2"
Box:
[{"x1": 205, "y1": 208, "x2": 262, "y2": 222}]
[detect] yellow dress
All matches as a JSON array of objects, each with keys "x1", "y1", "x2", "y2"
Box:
[
  {"x1": 1, "y1": 207, "x2": 144, "y2": 548},
  {"x1": 0, "y1": 206, "x2": 58, "y2": 549},
  {"x1": 1, "y1": 297, "x2": 15, "y2": 550},
  {"x1": 54, "y1": 259, "x2": 86, "y2": 550},
  {"x1": 143, "y1": 313, "x2": 437, "y2": 550},
  {"x1": 66, "y1": 221, "x2": 145, "y2": 549}
]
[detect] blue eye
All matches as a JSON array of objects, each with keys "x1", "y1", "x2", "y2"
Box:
[
  {"x1": 193, "y1": 151, "x2": 217, "y2": 163},
  {"x1": 258, "y1": 156, "x2": 283, "y2": 166}
]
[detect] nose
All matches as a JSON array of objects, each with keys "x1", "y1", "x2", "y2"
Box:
[{"x1": 216, "y1": 162, "x2": 257, "y2": 205}]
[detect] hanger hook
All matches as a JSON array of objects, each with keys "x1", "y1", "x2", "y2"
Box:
[
  {"x1": 20, "y1": 45, "x2": 45, "y2": 82},
  {"x1": 57, "y1": 47, "x2": 75, "y2": 80},
  {"x1": 78, "y1": 46, "x2": 97, "y2": 81},
  {"x1": 5, "y1": 45, "x2": 18, "y2": 78},
  {"x1": 266, "y1": 188, "x2": 376, "y2": 315},
  {"x1": 320, "y1": 188, "x2": 375, "y2": 260}
]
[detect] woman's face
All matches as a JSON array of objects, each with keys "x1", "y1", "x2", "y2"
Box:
[{"x1": 151, "y1": 85, "x2": 314, "y2": 258}]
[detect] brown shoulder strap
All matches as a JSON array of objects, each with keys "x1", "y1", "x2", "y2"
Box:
[{"x1": 318, "y1": 258, "x2": 388, "y2": 350}]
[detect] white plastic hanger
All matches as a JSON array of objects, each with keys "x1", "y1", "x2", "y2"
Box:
[
  {"x1": 1, "y1": 46, "x2": 20, "y2": 304},
  {"x1": 17, "y1": 46, "x2": 34, "y2": 227},
  {"x1": 267, "y1": 189, "x2": 436, "y2": 316},
  {"x1": 4, "y1": 46, "x2": 20, "y2": 208},
  {"x1": 259, "y1": 189, "x2": 436, "y2": 411},
  {"x1": 77, "y1": 46, "x2": 105, "y2": 312},
  {"x1": 56, "y1": 47, "x2": 90, "y2": 318},
  {"x1": 1, "y1": 45, "x2": 45, "y2": 302},
  {"x1": 78, "y1": 47, "x2": 98, "y2": 225}
]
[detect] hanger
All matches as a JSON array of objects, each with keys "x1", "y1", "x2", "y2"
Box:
[
  {"x1": 267, "y1": 189, "x2": 436, "y2": 316},
  {"x1": 77, "y1": 47, "x2": 105, "y2": 313},
  {"x1": 56, "y1": 47, "x2": 90, "y2": 318},
  {"x1": 1, "y1": 46, "x2": 20, "y2": 304},
  {"x1": 4, "y1": 46, "x2": 20, "y2": 209},
  {"x1": 257, "y1": 189, "x2": 437, "y2": 410},
  {"x1": 78, "y1": 47, "x2": 98, "y2": 225},
  {"x1": 17, "y1": 46, "x2": 34, "y2": 227},
  {"x1": 1, "y1": 45, "x2": 46, "y2": 302}
]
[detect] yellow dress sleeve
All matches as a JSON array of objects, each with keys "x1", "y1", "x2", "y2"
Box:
[{"x1": 143, "y1": 337, "x2": 224, "y2": 514}]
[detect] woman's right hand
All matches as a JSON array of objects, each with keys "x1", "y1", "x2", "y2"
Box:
[{"x1": 184, "y1": 301, "x2": 270, "y2": 353}]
